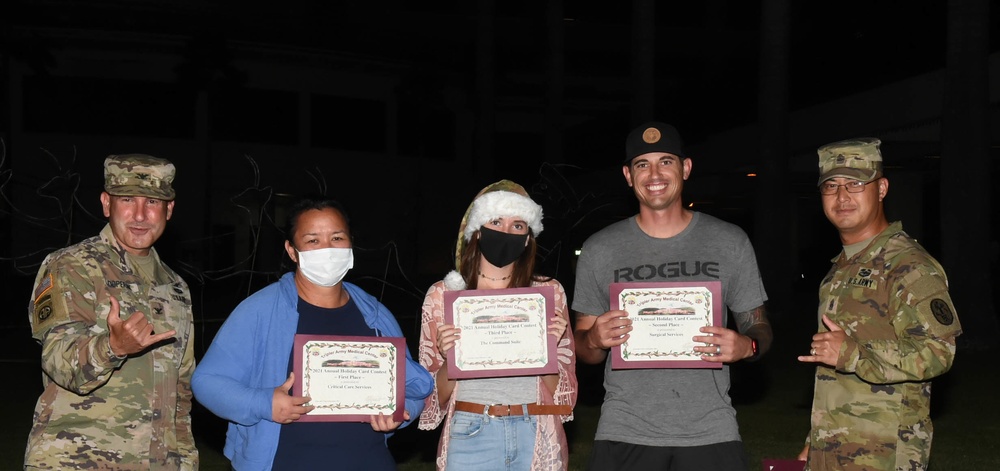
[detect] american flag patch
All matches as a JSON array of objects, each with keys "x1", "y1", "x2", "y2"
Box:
[{"x1": 34, "y1": 273, "x2": 53, "y2": 304}]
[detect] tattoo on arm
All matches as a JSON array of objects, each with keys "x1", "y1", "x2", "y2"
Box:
[
  {"x1": 734, "y1": 305, "x2": 773, "y2": 359},
  {"x1": 735, "y1": 305, "x2": 767, "y2": 333}
]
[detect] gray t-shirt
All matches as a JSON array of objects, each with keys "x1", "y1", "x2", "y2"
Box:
[
  {"x1": 456, "y1": 376, "x2": 538, "y2": 406},
  {"x1": 572, "y1": 212, "x2": 767, "y2": 447}
]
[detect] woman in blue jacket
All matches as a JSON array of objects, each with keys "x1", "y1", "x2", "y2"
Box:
[{"x1": 192, "y1": 196, "x2": 432, "y2": 470}]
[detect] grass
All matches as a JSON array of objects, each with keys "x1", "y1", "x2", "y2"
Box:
[{"x1": 5, "y1": 337, "x2": 998, "y2": 469}]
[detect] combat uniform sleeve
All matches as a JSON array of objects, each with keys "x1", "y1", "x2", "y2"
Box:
[
  {"x1": 839, "y1": 262, "x2": 962, "y2": 383},
  {"x1": 175, "y1": 304, "x2": 199, "y2": 470},
  {"x1": 29, "y1": 254, "x2": 126, "y2": 394}
]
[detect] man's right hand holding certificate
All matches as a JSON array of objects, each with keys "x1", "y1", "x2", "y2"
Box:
[{"x1": 574, "y1": 309, "x2": 632, "y2": 364}]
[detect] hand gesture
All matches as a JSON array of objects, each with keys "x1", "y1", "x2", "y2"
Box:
[
  {"x1": 272, "y1": 373, "x2": 315, "y2": 424},
  {"x1": 370, "y1": 409, "x2": 410, "y2": 432},
  {"x1": 585, "y1": 310, "x2": 632, "y2": 350},
  {"x1": 693, "y1": 326, "x2": 753, "y2": 363},
  {"x1": 798, "y1": 315, "x2": 851, "y2": 367},
  {"x1": 436, "y1": 324, "x2": 461, "y2": 355},
  {"x1": 107, "y1": 296, "x2": 177, "y2": 356}
]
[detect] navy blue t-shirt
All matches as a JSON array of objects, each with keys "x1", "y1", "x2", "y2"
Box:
[{"x1": 270, "y1": 297, "x2": 396, "y2": 471}]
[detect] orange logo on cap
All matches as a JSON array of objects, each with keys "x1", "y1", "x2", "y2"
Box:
[{"x1": 642, "y1": 127, "x2": 661, "y2": 144}]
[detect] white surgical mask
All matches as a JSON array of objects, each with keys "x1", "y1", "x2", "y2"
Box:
[{"x1": 296, "y1": 247, "x2": 354, "y2": 287}]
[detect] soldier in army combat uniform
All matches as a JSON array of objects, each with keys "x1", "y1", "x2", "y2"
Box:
[
  {"x1": 797, "y1": 138, "x2": 962, "y2": 470},
  {"x1": 25, "y1": 155, "x2": 198, "y2": 470}
]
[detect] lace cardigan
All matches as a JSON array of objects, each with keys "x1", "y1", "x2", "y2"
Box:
[{"x1": 417, "y1": 278, "x2": 578, "y2": 470}]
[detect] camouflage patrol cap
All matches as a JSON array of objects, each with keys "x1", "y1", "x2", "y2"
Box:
[
  {"x1": 624, "y1": 121, "x2": 685, "y2": 165},
  {"x1": 104, "y1": 154, "x2": 176, "y2": 200},
  {"x1": 817, "y1": 137, "x2": 883, "y2": 185}
]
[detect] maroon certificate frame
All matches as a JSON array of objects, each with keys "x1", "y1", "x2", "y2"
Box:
[
  {"x1": 610, "y1": 281, "x2": 723, "y2": 369},
  {"x1": 444, "y1": 286, "x2": 557, "y2": 379},
  {"x1": 293, "y1": 334, "x2": 405, "y2": 423}
]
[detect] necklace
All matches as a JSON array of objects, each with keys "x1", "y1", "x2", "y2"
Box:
[{"x1": 478, "y1": 271, "x2": 511, "y2": 282}]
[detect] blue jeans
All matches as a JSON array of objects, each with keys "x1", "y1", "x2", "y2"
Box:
[{"x1": 445, "y1": 409, "x2": 539, "y2": 471}]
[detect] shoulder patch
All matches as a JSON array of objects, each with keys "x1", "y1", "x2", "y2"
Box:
[
  {"x1": 33, "y1": 295, "x2": 56, "y2": 328},
  {"x1": 930, "y1": 299, "x2": 954, "y2": 325},
  {"x1": 30, "y1": 271, "x2": 71, "y2": 336},
  {"x1": 34, "y1": 273, "x2": 54, "y2": 304}
]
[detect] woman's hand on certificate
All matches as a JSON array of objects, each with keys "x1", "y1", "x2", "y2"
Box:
[
  {"x1": 371, "y1": 409, "x2": 410, "y2": 432},
  {"x1": 548, "y1": 314, "x2": 568, "y2": 339},
  {"x1": 436, "y1": 324, "x2": 461, "y2": 355},
  {"x1": 272, "y1": 373, "x2": 315, "y2": 424}
]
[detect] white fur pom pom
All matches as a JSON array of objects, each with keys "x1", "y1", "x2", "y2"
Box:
[{"x1": 443, "y1": 270, "x2": 467, "y2": 291}]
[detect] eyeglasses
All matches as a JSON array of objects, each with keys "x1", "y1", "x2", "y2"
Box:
[{"x1": 819, "y1": 180, "x2": 876, "y2": 195}]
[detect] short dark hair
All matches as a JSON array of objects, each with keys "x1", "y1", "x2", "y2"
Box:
[{"x1": 284, "y1": 195, "x2": 351, "y2": 246}]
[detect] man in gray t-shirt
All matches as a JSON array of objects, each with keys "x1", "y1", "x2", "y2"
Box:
[{"x1": 573, "y1": 122, "x2": 773, "y2": 471}]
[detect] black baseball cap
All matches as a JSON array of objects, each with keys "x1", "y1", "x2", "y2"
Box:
[{"x1": 624, "y1": 122, "x2": 685, "y2": 165}]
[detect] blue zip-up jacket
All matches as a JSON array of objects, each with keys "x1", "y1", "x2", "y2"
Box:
[{"x1": 192, "y1": 273, "x2": 432, "y2": 470}]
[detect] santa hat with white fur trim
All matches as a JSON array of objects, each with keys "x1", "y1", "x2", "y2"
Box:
[
  {"x1": 444, "y1": 180, "x2": 544, "y2": 290},
  {"x1": 462, "y1": 191, "x2": 544, "y2": 241}
]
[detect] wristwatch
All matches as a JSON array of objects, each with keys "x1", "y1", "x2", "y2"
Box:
[{"x1": 748, "y1": 337, "x2": 760, "y2": 361}]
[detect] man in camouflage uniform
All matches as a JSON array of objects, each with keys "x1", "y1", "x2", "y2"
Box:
[
  {"x1": 797, "y1": 138, "x2": 962, "y2": 470},
  {"x1": 25, "y1": 155, "x2": 198, "y2": 470}
]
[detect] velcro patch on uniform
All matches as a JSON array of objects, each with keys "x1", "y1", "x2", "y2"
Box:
[
  {"x1": 930, "y1": 299, "x2": 955, "y2": 325},
  {"x1": 31, "y1": 272, "x2": 70, "y2": 336},
  {"x1": 33, "y1": 295, "x2": 56, "y2": 329},
  {"x1": 106, "y1": 280, "x2": 138, "y2": 291},
  {"x1": 34, "y1": 273, "x2": 54, "y2": 304},
  {"x1": 847, "y1": 267, "x2": 877, "y2": 290},
  {"x1": 898, "y1": 269, "x2": 948, "y2": 308}
]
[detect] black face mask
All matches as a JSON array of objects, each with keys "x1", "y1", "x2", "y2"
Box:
[{"x1": 478, "y1": 227, "x2": 528, "y2": 268}]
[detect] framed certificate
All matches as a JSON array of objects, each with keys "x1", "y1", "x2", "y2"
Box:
[
  {"x1": 610, "y1": 281, "x2": 723, "y2": 369},
  {"x1": 293, "y1": 335, "x2": 405, "y2": 423},
  {"x1": 444, "y1": 286, "x2": 557, "y2": 379}
]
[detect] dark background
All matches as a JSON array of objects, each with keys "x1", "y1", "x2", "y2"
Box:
[{"x1": 2, "y1": 0, "x2": 998, "y2": 467}]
